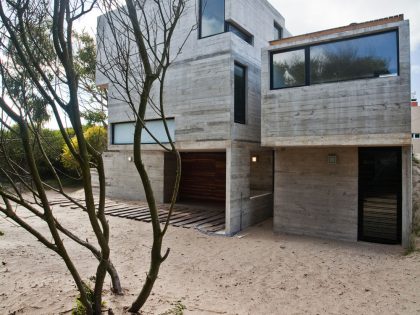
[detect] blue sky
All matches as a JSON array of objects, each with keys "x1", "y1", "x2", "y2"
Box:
[{"x1": 269, "y1": 0, "x2": 420, "y2": 99}]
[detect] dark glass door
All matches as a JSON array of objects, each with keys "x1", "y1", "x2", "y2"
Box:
[{"x1": 358, "y1": 147, "x2": 402, "y2": 244}]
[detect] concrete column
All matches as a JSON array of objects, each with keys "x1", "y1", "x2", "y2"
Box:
[
  {"x1": 225, "y1": 141, "x2": 251, "y2": 235},
  {"x1": 402, "y1": 145, "x2": 413, "y2": 248}
]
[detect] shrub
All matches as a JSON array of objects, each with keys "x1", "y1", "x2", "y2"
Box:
[{"x1": 62, "y1": 126, "x2": 107, "y2": 171}]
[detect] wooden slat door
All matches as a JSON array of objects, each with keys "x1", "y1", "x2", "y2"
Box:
[
  {"x1": 358, "y1": 147, "x2": 402, "y2": 244},
  {"x1": 179, "y1": 152, "x2": 226, "y2": 203}
]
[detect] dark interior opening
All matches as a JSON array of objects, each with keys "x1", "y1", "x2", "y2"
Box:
[{"x1": 358, "y1": 147, "x2": 402, "y2": 244}]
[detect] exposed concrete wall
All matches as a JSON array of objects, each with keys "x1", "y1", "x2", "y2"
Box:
[
  {"x1": 97, "y1": 1, "x2": 285, "y2": 217},
  {"x1": 274, "y1": 147, "x2": 358, "y2": 241},
  {"x1": 103, "y1": 150, "x2": 165, "y2": 203},
  {"x1": 261, "y1": 20, "x2": 411, "y2": 147},
  {"x1": 226, "y1": 142, "x2": 273, "y2": 235},
  {"x1": 411, "y1": 107, "x2": 420, "y2": 154},
  {"x1": 402, "y1": 146, "x2": 413, "y2": 248},
  {"x1": 250, "y1": 149, "x2": 273, "y2": 192}
]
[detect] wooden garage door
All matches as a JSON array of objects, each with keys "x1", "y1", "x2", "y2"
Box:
[
  {"x1": 358, "y1": 147, "x2": 402, "y2": 244},
  {"x1": 179, "y1": 152, "x2": 226, "y2": 202}
]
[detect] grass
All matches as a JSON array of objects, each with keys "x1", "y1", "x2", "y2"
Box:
[{"x1": 160, "y1": 301, "x2": 186, "y2": 315}]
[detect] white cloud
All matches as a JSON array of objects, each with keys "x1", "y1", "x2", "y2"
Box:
[{"x1": 268, "y1": 0, "x2": 420, "y2": 51}]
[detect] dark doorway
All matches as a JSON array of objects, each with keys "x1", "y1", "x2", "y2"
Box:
[
  {"x1": 358, "y1": 147, "x2": 402, "y2": 244},
  {"x1": 178, "y1": 152, "x2": 226, "y2": 204}
]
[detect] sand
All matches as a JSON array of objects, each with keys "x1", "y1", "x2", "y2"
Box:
[{"x1": 1, "y1": 194, "x2": 420, "y2": 315}]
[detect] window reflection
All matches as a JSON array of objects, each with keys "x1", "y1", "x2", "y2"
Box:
[
  {"x1": 272, "y1": 49, "x2": 305, "y2": 89},
  {"x1": 200, "y1": 0, "x2": 225, "y2": 38},
  {"x1": 234, "y1": 63, "x2": 246, "y2": 124},
  {"x1": 310, "y1": 31, "x2": 398, "y2": 84}
]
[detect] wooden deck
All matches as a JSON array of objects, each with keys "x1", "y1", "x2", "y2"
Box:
[{"x1": 53, "y1": 197, "x2": 225, "y2": 234}]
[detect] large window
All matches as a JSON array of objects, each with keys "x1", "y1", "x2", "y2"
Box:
[
  {"x1": 271, "y1": 49, "x2": 306, "y2": 89},
  {"x1": 112, "y1": 119, "x2": 175, "y2": 145},
  {"x1": 310, "y1": 31, "x2": 398, "y2": 84},
  {"x1": 234, "y1": 63, "x2": 246, "y2": 124},
  {"x1": 271, "y1": 30, "x2": 399, "y2": 89},
  {"x1": 199, "y1": 0, "x2": 225, "y2": 38}
]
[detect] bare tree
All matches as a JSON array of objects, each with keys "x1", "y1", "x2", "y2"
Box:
[
  {"x1": 97, "y1": 0, "x2": 195, "y2": 311},
  {"x1": 0, "y1": 0, "x2": 122, "y2": 313}
]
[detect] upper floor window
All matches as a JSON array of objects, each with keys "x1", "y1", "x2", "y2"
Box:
[
  {"x1": 234, "y1": 63, "x2": 247, "y2": 124},
  {"x1": 226, "y1": 22, "x2": 253, "y2": 45},
  {"x1": 274, "y1": 22, "x2": 283, "y2": 40},
  {"x1": 270, "y1": 30, "x2": 399, "y2": 90},
  {"x1": 310, "y1": 31, "x2": 398, "y2": 84},
  {"x1": 199, "y1": 0, "x2": 225, "y2": 38},
  {"x1": 271, "y1": 49, "x2": 306, "y2": 89}
]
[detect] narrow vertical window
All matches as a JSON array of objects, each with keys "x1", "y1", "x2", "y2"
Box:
[
  {"x1": 274, "y1": 22, "x2": 283, "y2": 40},
  {"x1": 199, "y1": 0, "x2": 225, "y2": 38},
  {"x1": 234, "y1": 63, "x2": 246, "y2": 124}
]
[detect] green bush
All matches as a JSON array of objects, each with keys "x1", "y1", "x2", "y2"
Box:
[
  {"x1": 0, "y1": 126, "x2": 65, "y2": 180},
  {"x1": 62, "y1": 126, "x2": 107, "y2": 171}
]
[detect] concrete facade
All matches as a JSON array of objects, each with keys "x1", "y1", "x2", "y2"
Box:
[
  {"x1": 261, "y1": 16, "x2": 413, "y2": 246},
  {"x1": 97, "y1": 0, "x2": 287, "y2": 235},
  {"x1": 411, "y1": 106, "x2": 420, "y2": 154}
]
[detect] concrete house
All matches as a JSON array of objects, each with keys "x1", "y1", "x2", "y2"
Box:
[
  {"x1": 96, "y1": 0, "x2": 289, "y2": 236},
  {"x1": 97, "y1": 1, "x2": 413, "y2": 246},
  {"x1": 261, "y1": 15, "x2": 412, "y2": 247}
]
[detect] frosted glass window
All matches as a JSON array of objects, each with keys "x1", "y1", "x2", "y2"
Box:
[
  {"x1": 113, "y1": 122, "x2": 135, "y2": 144},
  {"x1": 112, "y1": 119, "x2": 175, "y2": 144}
]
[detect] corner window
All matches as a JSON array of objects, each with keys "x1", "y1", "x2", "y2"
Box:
[
  {"x1": 270, "y1": 30, "x2": 399, "y2": 90},
  {"x1": 274, "y1": 22, "x2": 283, "y2": 40},
  {"x1": 234, "y1": 63, "x2": 246, "y2": 124},
  {"x1": 271, "y1": 49, "x2": 306, "y2": 89},
  {"x1": 199, "y1": 0, "x2": 225, "y2": 38},
  {"x1": 226, "y1": 22, "x2": 253, "y2": 45},
  {"x1": 112, "y1": 119, "x2": 175, "y2": 145}
]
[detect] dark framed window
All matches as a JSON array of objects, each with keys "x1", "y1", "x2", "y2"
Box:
[
  {"x1": 226, "y1": 22, "x2": 253, "y2": 45},
  {"x1": 274, "y1": 22, "x2": 283, "y2": 40},
  {"x1": 270, "y1": 30, "x2": 399, "y2": 90},
  {"x1": 310, "y1": 31, "x2": 398, "y2": 84},
  {"x1": 234, "y1": 63, "x2": 246, "y2": 124},
  {"x1": 112, "y1": 119, "x2": 175, "y2": 145},
  {"x1": 271, "y1": 48, "x2": 306, "y2": 89},
  {"x1": 199, "y1": 0, "x2": 225, "y2": 38}
]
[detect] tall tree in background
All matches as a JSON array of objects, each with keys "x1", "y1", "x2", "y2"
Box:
[{"x1": 75, "y1": 31, "x2": 108, "y2": 126}]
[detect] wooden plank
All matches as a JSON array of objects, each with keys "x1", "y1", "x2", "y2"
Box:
[{"x1": 174, "y1": 212, "x2": 224, "y2": 227}]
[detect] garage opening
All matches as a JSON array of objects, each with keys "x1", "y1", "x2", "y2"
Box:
[
  {"x1": 163, "y1": 152, "x2": 226, "y2": 233},
  {"x1": 358, "y1": 147, "x2": 402, "y2": 244},
  {"x1": 177, "y1": 152, "x2": 226, "y2": 205}
]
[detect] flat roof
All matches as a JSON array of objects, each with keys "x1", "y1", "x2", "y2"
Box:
[{"x1": 270, "y1": 14, "x2": 404, "y2": 46}]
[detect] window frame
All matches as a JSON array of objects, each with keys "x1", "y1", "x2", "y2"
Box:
[
  {"x1": 274, "y1": 22, "x2": 283, "y2": 40},
  {"x1": 226, "y1": 21, "x2": 254, "y2": 45},
  {"x1": 198, "y1": 0, "x2": 226, "y2": 39},
  {"x1": 270, "y1": 29, "x2": 400, "y2": 90},
  {"x1": 111, "y1": 118, "x2": 175, "y2": 145},
  {"x1": 270, "y1": 46, "x2": 307, "y2": 90},
  {"x1": 234, "y1": 61, "x2": 247, "y2": 124}
]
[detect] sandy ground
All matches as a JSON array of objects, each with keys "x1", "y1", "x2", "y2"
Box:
[{"x1": 1, "y1": 195, "x2": 420, "y2": 315}]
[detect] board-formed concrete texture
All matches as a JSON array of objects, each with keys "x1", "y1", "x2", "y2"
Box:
[
  {"x1": 261, "y1": 16, "x2": 413, "y2": 247},
  {"x1": 96, "y1": 0, "x2": 288, "y2": 235},
  {"x1": 261, "y1": 17, "x2": 411, "y2": 147}
]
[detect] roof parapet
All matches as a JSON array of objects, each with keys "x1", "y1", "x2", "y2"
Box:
[{"x1": 269, "y1": 14, "x2": 404, "y2": 46}]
